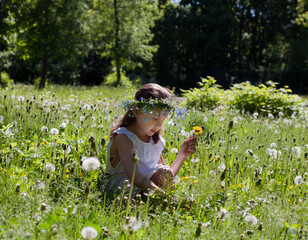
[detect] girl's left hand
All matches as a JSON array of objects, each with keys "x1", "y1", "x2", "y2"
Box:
[{"x1": 179, "y1": 136, "x2": 197, "y2": 158}]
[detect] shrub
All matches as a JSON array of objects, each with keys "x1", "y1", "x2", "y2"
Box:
[
  {"x1": 182, "y1": 76, "x2": 224, "y2": 110},
  {"x1": 228, "y1": 81, "x2": 301, "y2": 116},
  {"x1": 0, "y1": 72, "x2": 14, "y2": 88},
  {"x1": 104, "y1": 69, "x2": 133, "y2": 88}
]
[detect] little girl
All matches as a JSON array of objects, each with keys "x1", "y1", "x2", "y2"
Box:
[{"x1": 103, "y1": 83, "x2": 197, "y2": 200}]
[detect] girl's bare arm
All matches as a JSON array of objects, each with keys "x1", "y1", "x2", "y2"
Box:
[{"x1": 170, "y1": 136, "x2": 197, "y2": 176}]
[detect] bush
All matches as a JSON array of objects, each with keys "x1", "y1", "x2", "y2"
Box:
[
  {"x1": 104, "y1": 69, "x2": 133, "y2": 88},
  {"x1": 0, "y1": 72, "x2": 14, "y2": 88},
  {"x1": 182, "y1": 76, "x2": 224, "y2": 110},
  {"x1": 228, "y1": 81, "x2": 301, "y2": 116}
]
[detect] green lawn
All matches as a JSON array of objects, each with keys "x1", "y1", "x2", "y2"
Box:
[{"x1": 0, "y1": 84, "x2": 307, "y2": 239}]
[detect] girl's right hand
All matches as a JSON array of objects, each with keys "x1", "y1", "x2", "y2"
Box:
[{"x1": 179, "y1": 136, "x2": 197, "y2": 158}]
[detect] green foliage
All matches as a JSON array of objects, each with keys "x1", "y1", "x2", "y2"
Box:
[
  {"x1": 104, "y1": 69, "x2": 133, "y2": 88},
  {"x1": 182, "y1": 76, "x2": 224, "y2": 110},
  {"x1": 0, "y1": 72, "x2": 14, "y2": 87},
  {"x1": 228, "y1": 81, "x2": 301, "y2": 116}
]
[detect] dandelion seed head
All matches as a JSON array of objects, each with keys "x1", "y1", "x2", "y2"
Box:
[
  {"x1": 50, "y1": 128, "x2": 59, "y2": 135},
  {"x1": 0, "y1": 115, "x2": 3, "y2": 122},
  {"x1": 81, "y1": 226, "x2": 98, "y2": 240},
  {"x1": 292, "y1": 147, "x2": 301, "y2": 158},
  {"x1": 270, "y1": 143, "x2": 277, "y2": 148},
  {"x1": 294, "y1": 175, "x2": 303, "y2": 185},
  {"x1": 82, "y1": 157, "x2": 100, "y2": 171},
  {"x1": 80, "y1": 116, "x2": 86, "y2": 122},
  {"x1": 218, "y1": 163, "x2": 226, "y2": 172},
  {"x1": 18, "y1": 96, "x2": 25, "y2": 102},
  {"x1": 123, "y1": 217, "x2": 142, "y2": 232},
  {"x1": 46, "y1": 163, "x2": 55, "y2": 172},
  {"x1": 171, "y1": 148, "x2": 178, "y2": 154},
  {"x1": 245, "y1": 214, "x2": 258, "y2": 225},
  {"x1": 60, "y1": 122, "x2": 66, "y2": 129},
  {"x1": 191, "y1": 157, "x2": 199, "y2": 163},
  {"x1": 41, "y1": 126, "x2": 48, "y2": 132}
]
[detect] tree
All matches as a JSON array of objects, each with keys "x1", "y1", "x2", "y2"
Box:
[
  {"x1": 92, "y1": 0, "x2": 158, "y2": 85},
  {"x1": 8, "y1": 0, "x2": 89, "y2": 88}
]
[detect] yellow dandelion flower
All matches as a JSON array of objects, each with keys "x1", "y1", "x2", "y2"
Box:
[
  {"x1": 31, "y1": 143, "x2": 35, "y2": 146},
  {"x1": 180, "y1": 176, "x2": 190, "y2": 180},
  {"x1": 65, "y1": 169, "x2": 70, "y2": 173},
  {"x1": 42, "y1": 142, "x2": 45, "y2": 145},
  {"x1": 22, "y1": 173, "x2": 26, "y2": 177},
  {"x1": 65, "y1": 175, "x2": 69, "y2": 178},
  {"x1": 104, "y1": 135, "x2": 108, "y2": 139},
  {"x1": 79, "y1": 173, "x2": 84, "y2": 177},
  {"x1": 238, "y1": 184, "x2": 242, "y2": 188},
  {"x1": 193, "y1": 126, "x2": 203, "y2": 135},
  {"x1": 289, "y1": 185, "x2": 294, "y2": 189},
  {"x1": 57, "y1": 140, "x2": 60, "y2": 144}
]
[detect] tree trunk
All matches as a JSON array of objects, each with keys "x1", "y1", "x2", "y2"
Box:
[
  {"x1": 39, "y1": 49, "x2": 48, "y2": 89},
  {"x1": 113, "y1": 0, "x2": 121, "y2": 86}
]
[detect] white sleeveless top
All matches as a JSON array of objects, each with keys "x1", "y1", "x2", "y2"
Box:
[{"x1": 106, "y1": 127, "x2": 165, "y2": 179}]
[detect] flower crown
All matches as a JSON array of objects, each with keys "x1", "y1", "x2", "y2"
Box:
[{"x1": 122, "y1": 97, "x2": 175, "y2": 115}]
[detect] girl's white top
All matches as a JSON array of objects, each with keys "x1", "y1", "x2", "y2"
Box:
[{"x1": 106, "y1": 127, "x2": 165, "y2": 179}]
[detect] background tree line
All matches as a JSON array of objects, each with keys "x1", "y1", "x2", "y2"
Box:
[{"x1": 0, "y1": 0, "x2": 307, "y2": 93}]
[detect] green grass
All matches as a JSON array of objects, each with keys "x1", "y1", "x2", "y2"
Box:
[{"x1": 0, "y1": 84, "x2": 307, "y2": 239}]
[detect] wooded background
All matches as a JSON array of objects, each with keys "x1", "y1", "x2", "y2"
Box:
[{"x1": 0, "y1": 0, "x2": 307, "y2": 93}]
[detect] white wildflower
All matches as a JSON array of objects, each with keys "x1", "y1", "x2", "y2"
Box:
[
  {"x1": 294, "y1": 176, "x2": 303, "y2": 185},
  {"x1": 268, "y1": 113, "x2": 274, "y2": 119},
  {"x1": 63, "y1": 119, "x2": 69, "y2": 124},
  {"x1": 50, "y1": 128, "x2": 59, "y2": 135},
  {"x1": 217, "y1": 208, "x2": 229, "y2": 219},
  {"x1": 292, "y1": 146, "x2": 301, "y2": 158},
  {"x1": 59, "y1": 122, "x2": 66, "y2": 129},
  {"x1": 123, "y1": 217, "x2": 142, "y2": 232},
  {"x1": 36, "y1": 180, "x2": 46, "y2": 190},
  {"x1": 45, "y1": 107, "x2": 51, "y2": 113},
  {"x1": 82, "y1": 104, "x2": 91, "y2": 110},
  {"x1": 203, "y1": 116, "x2": 208, "y2": 122},
  {"x1": 253, "y1": 112, "x2": 259, "y2": 119},
  {"x1": 171, "y1": 148, "x2": 178, "y2": 154},
  {"x1": 270, "y1": 143, "x2": 277, "y2": 148},
  {"x1": 78, "y1": 139, "x2": 85, "y2": 144},
  {"x1": 202, "y1": 221, "x2": 211, "y2": 228},
  {"x1": 191, "y1": 157, "x2": 200, "y2": 163},
  {"x1": 80, "y1": 116, "x2": 86, "y2": 122},
  {"x1": 246, "y1": 149, "x2": 253, "y2": 156},
  {"x1": 81, "y1": 226, "x2": 98, "y2": 240},
  {"x1": 41, "y1": 126, "x2": 48, "y2": 132},
  {"x1": 0, "y1": 115, "x2": 3, "y2": 123},
  {"x1": 245, "y1": 214, "x2": 258, "y2": 225},
  {"x1": 18, "y1": 96, "x2": 25, "y2": 102},
  {"x1": 82, "y1": 157, "x2": 101, "y2": 172},
  {"x1": 218, "y1": 163, "x2": 226, "y2": 172},
  {"x1": 46, "y1": 163, "x2": 55, "y2": 172},
  {"x1": 278, "y1": 112, "x2": 284, "y2": 118},
  {"x1": 168, "y1": 120, "x2": 174, "y2": 125}
]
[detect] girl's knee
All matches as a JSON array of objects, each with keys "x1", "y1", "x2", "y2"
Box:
[{"x1": 151, "y1": 166, "x2": 174, "y2": 188}]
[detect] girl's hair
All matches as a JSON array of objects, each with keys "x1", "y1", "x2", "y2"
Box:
[{"x1": 110, "y1": 83, "x2": 172, "y2": 143}]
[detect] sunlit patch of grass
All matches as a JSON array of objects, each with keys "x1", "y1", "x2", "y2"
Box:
[{"x1": 0, "y1": 84, "x2": 307, "y2": 239}]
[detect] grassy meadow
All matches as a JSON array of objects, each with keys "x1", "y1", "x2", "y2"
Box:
[{"x1": 0, "y1": 84, "x2": 307, "y2": 239}]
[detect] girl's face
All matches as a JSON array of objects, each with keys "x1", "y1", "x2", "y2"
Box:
[{"x1": 133, "y1": 109, "x2": 169, "y2": 137}]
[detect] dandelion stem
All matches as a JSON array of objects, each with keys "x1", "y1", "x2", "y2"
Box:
[{"x1": 125, "y1": 161, "x2": 137, "y2": 218}]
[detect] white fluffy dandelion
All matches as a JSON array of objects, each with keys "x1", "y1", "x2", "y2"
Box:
[
  {"x1": 270, "y1": 143, "x2": 277, "y2": 148},
  {"x1": 123, "y1": 217, "x2": 142, "y2": 232},
  {"x1": 217, "y1": 208, "x2": 229, "y2": 219},
  {"x1": 82, "y1": 157, "x2": 101, "y2": 172},
  {"x1": 82, "y1": 104, "x2": 91, "y2": 110},
  {"x1": 218, "y1": 163, "x2": 226, "y2": 172},
  {"x1": 41, "y1": 126, "x2": 48, "y2": 132},
  {"x1": 80, "y1": 116, "x2": 86, "y2": 122},
  {"x1": 171, "y1": 148, "x2": 178, "y2": 154},
  {"x1": 245, "y1": 214, "x2": 258, "y2": 225},
  {"x1": 50, "y1": 128, "x2": 59, "y2": 135},
  {"x1": 0, "y1": 115, "x2": 3, "y2": 123},
  {"x1": 46, "y1": 163, "x2": 56, "y2": 172},
  {"x1": 294, "y1": 176, "x2": 303, "y2": 185},
  {"x1": 17, "y1": 96, "x2": 25, "y2": 102},
  {"x1": 292, "y1": 147, "x2": 301, "y2": 158},
  {"x1": 81, "y1": 226, "x2": 98, "y2": 240},
  {"x1": 59, "y1": 122, "x2": 67, "y2": 129}
]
